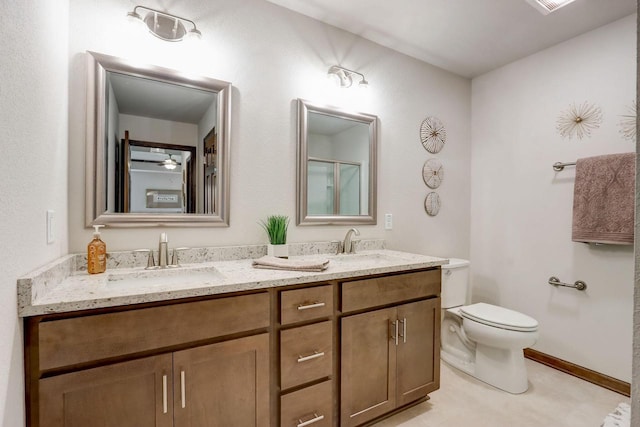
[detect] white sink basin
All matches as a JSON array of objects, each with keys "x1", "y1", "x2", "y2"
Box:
[
  {"x1": 328, "y1": 252, "x2": 408, "y2": 265},
  {"x1": 107, "y1": 265, "x2": 225, "y2": 286}
]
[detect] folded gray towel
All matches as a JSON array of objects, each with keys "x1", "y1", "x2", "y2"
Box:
[
  {"x1": 252, "y1": 256, "x2": 330, "y2": 272},
  {"x1": 572, "y1": 153, "x2": 635, "y2": 245}
]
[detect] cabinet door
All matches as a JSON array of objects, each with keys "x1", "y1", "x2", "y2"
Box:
[
  {"x1": 173, "y1": 333, "x2": 270, "y2": 427},
  {"x1": 340, "y1": 307, "x2": 397, "y2": 427},
  {"x1": 396, "y1": 298, "x2": 441, "y2": 407},
  {"x1": 39, "y1": 354, "x2": 173, "y2": 427}
]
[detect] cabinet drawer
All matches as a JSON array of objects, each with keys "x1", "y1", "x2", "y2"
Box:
[
  {"x1": 281, "y1": 285, "x2": 333, "y2": 325},
  {"x1": 341, "y1": 269, "x2": 440, "y2": 313},
  {"x1": 281, "y1": 380, "x2": 333, "y2": 427},
  {"x1": 38, "y1": 292, "x2": 270, "y2": 371},
  {"x1": 281, "y1": 321, "x2": 333, "y2": 390}
]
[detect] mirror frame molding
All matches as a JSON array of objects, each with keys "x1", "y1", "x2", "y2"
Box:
[
  {"x1": 296, "y1": 98, "x2": 378, "y2": 225},
  {"x1": 85, "y1": 51, "x2": 232, "y2": 227}
]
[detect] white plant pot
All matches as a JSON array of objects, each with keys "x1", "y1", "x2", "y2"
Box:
[{"x1": 267, "y1": 244, "x2": 289, "y2": 258}]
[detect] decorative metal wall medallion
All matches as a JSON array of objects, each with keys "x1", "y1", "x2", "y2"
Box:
[
  {"x1": 556, "y1": 101, "x2": 603, "y2": 140},
  {"x1": 420, "y1": 116, "x2": 446, "y2": 153},
  {"x1": 424, "y1": 192, "x2": 441, "y2": 216},
  {"x1": 422, "y1": 159, "x2": 444, "y2": 189},
  {"x1": 619, "y1": 100, "x2": 637, "y2": 142}
]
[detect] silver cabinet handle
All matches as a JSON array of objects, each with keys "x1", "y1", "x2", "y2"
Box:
[
  {"x1": 162, "y1": 374, "x2": 168, "y2": 414},
  {"x1": 399, "y1": 318, "x2": 407, "y2": 343},
  {"x1": 390, "y1": 320, "x2": 398, "y2": 346},
  {"x1": 297, "y1": 302, "x2": 326, "y2": 311},
  {"x1": 297, "y1": 351, "x2": 325, "y2": 363},
  {"x1": 180, "y1": 370, "x2": 186, "y2": 409},
  {"x1": 298, "y1": 413, "x2": 325, "y2": 427}
]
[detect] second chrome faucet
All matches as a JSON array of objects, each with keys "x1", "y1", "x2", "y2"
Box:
[{"x1": 342, "y1": 228, "x2": 360, "y2": 254}]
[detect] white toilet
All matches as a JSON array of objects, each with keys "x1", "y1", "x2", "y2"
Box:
[{"x1": 440, "y1": 258, "x2": 539, "y2": 394}]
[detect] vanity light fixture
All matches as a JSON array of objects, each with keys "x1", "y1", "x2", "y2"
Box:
[
  {"x1": 126, "y1": 5, "x2": 202, "y2": 42},
  {"x1": 525, "y1": 0, "x2": 578, "y2": 15},
  {"x1": 327, "y1": 65, "x2": 369, "y2": 89}
]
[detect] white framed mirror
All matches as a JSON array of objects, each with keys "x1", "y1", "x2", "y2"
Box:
[
  {"x1": 297, "y1": 99, "x2": 377, "y2": 225},
  {"x1": 85, "y1": 51, "x2": 231, "y2": 227}
]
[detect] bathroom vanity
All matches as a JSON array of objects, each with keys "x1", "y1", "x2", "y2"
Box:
[{"x1": 19, "y1": 246, "x2": 445, "y2": 427}]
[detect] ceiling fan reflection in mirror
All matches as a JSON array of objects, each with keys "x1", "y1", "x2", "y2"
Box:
[{"x1": 158, "y1": 154, "x2": 179, "y2": 170}]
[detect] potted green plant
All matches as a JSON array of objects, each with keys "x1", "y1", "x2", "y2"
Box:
[{"x1": 260, "y1": 214, "x2": 290, "y2": 258}]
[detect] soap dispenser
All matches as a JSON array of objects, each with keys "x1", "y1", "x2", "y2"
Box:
[{"x1": 88, "y1": 225, "x2": 107, "y2": 274}]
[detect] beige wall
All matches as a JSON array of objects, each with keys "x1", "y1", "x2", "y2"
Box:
[
  {"x1": 67, "y1": 0, "x2": 472, "y2": 258},
  {"x1": 0, "y1": 1, "x2": 69, "y2": 425},
  {"x1": 471, "y1": 15, "x2": 636, "y2": 382}
]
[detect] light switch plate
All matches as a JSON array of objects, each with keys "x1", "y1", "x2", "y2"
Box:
[
  {"x1": 46, "y1": 210, "x2": 55, "y2": 244},
  {"x1": 384, "y1": 213, "x2": 393, "y2": 230}
]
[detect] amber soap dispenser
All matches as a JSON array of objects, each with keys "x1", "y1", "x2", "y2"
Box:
[{"x1": 87, "y1": 225, "x2": 107, "y2": 274}]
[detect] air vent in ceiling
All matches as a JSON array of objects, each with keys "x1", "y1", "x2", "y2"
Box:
[{"x1": 525, "y1": 0, "x2": 577, "y2": 15}]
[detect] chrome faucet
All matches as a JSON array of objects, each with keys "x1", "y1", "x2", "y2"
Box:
[
  {"x1": 342, "y1": 228, "x2": 360, "y2": 254},
  {"x1": 136, "y1": 233, "x2": 188, "y2": 269},
  {"x1": 158, "y1": 232, "x2": 169, "y2": 268}
]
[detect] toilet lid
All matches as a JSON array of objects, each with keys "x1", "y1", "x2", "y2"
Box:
[{"x1": 460, "y1": 303, "x2": 538, "y2": 332}]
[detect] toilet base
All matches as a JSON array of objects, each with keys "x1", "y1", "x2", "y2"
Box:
[
  {"x1": 440, "y1": 346, "x2": 474, "y2": 376},
  {"x1": 441, "y1": 344, "x2": 530, "y2": 394},
  {"x1": 474, "y1": 343, "x2": 529, "y2": 394}
]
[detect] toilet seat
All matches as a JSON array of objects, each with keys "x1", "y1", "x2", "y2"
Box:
[{"x1": 460, "y1": 303, "x2": 538, "y2": 332}]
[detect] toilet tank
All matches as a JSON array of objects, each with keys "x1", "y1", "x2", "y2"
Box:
[{"x1": 441, "y1": 258, "x2": 470, "y2": 309}]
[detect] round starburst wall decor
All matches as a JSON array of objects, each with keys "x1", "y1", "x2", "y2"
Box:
[
  {"x1": 619, "y1": 100, "x2": 637, "y2": 142},
  {"x1": 420, "y1": 116, "x2": 446, "y2": 153},
  {"x1": 422, "y1": 159, "x2": 444, "y2": 189},
  {"x1": 424, "y1": 192, "x2": 441, "y2": 217},
  {"x1": 556, "y1": 101, "x2": 603, "y2": 140}
]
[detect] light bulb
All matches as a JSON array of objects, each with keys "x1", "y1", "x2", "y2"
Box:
[
  {"x1": 126, "y1": 10, "x2": 146, "y2": 33},
  {"x1": 184, "y1": 28, "x2": 202, "y2": 43}
]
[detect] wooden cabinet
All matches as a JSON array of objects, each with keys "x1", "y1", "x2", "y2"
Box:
[
  {"x1": 39, "y1": 354, "x2": 173, "y2": 427},
  {"x1": 340, "y1": 298, "x2": 440, "y2": 427},
  {"x1": 280, "y1": 284, "x2": 334, "y2": 325},
  {"x1": 280, "y1": 380, "x2": 333, "y2": 427},
  {"x1": 173, "y1": 334, "x2": 270, "y2": 427},
  {"x1": 278, "y1": 285, "x2": 336, "y2": 426},
  {"x1": 280, "y1": 321, "x2": 333, "y2": 390},
  {"x1": 27, "y1": 267, "x2": 442, "y2": 427},
  {"x1": 38, "y1": 334, "x2": 270, "y2": 427},
  {"x1": 29, "y1": 294, "x2": 270, "y2": 427}
]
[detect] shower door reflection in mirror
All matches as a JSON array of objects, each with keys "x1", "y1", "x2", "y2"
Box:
[
  {"x1": 307, "y1": 159, "x2": 361, "y2": 216},
  {"x1": 297, "y1": 99, "x2": 377, "y2": 225}
]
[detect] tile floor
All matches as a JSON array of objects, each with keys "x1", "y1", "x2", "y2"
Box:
[{"x1": 373, "y1": 359, "x2": 629, "y2": 427}]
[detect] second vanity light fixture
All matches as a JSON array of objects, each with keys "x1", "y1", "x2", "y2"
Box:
[
  {"x1": 328, "y1": 65, "x2": 369, "y2": 89},
  {"x1": 127, "y1": 5, "x2": 202, "y2": 42}
]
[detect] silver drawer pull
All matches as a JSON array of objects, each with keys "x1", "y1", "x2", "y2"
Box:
[
  {"x1": 390, "y1": 320, "x2": 399, "y2": 346},
  {"x1": 162, "y1": 374, "x2": 168, "y2": 414},
  {"x1": 297, "y1": 351, "x2": 325, "y2": 363},
  {"x1": 180, "y1": 370, "x2": 186, "y2": 409},
  {"x1": 297, "y1": 301, "x2": 326, "y2": 311},
  {"x1": 399, "y1": 318, "x2": 407, "y2": 343},
  {"x1": 298, "y1": 413, "x2": 324, "y2": 427}
]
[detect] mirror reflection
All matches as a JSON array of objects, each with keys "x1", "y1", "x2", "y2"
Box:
[
  {"x1": 86, "y1": 51, "x2": 231, "y2": 226},
  {"x1": 297, "y1": 99, "x2": 377, "y2": 225}
]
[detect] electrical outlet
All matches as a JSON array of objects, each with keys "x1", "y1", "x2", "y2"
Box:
[
  {"x1": 384, "y1": 213, "x2": 393, "y2": 230},
  {"x1": 46, "y1": 210, "x2": 55, "y2": 244}
]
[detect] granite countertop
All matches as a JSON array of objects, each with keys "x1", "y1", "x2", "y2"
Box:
[{"x1": 17, "y1": 241, "x2": 448, "y2": 317}]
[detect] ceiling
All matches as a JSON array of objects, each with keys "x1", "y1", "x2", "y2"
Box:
[
  {"x1": 265, "y1": 0, "x2": 636, "y2": 78},
  {"x1": 108, "y1": 72, "x2": 216, "y2": 124}
]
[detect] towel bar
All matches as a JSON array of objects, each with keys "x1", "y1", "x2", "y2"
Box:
[
  {"x1": 552, "y1": 161, "x2": 576, "y2": 171},
  {"x1": 548, "y1": 276, "x2": 587, "y2": 291}
]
